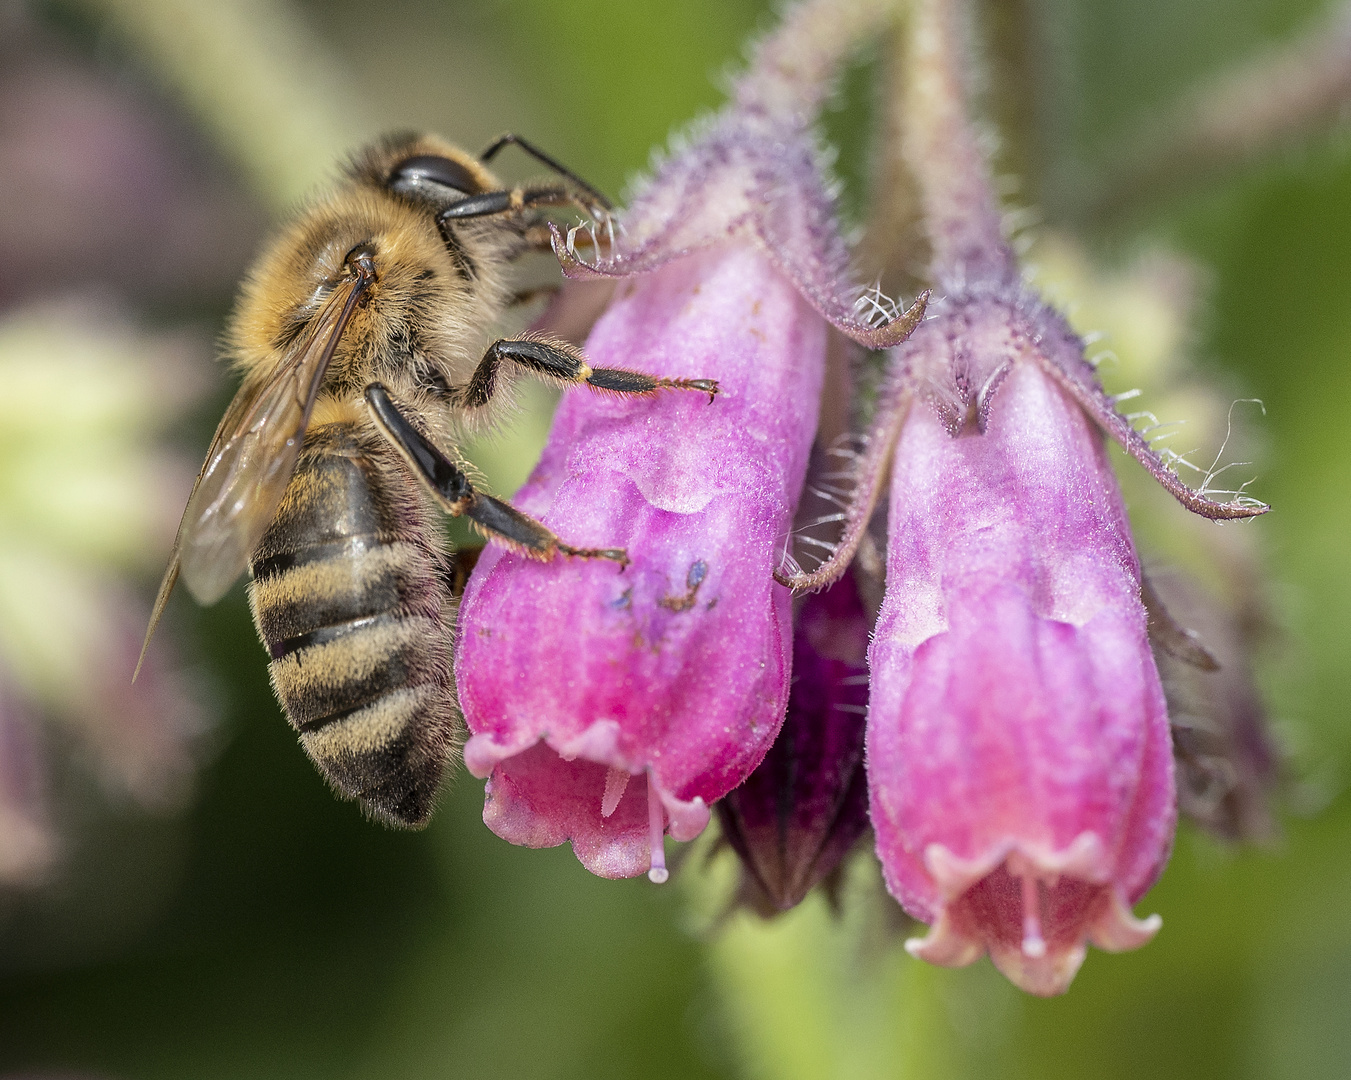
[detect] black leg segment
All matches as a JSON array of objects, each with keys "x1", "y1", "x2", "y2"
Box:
[
  {"x1": 459, "y1": 337, "x2": 720, "y2": 410},
  {"x1": 363, "y1": 383, "x2": 627, "y2": 566},
  {"x1": 365, "y1": 383, "x2": 474, "y2": 512},
  {"x1": 439, "y1": 183, "x2": 603, "y2": 223},
  {"x1": 479, "y1": 133, "x2": 612, "y2": 211}
]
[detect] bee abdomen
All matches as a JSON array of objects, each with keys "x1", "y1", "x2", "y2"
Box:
[{"x1": 248, "y1": 424, "x2": 458, "y2": 828}]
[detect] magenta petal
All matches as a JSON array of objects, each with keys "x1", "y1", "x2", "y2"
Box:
[
  {"x1": 480, "y1": 743, "x2": 710, "y2": 879},
  {"x1": 458, "y1": 243, "x2": 825, "y2": 877},
  {"x1": 868, "y1": 355, "x2": 1175, "y2": 995}
]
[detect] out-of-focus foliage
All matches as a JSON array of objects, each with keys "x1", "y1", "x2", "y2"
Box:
[{"x1": 0, "y1": 0, "x2": 1350, "y2": 1077}]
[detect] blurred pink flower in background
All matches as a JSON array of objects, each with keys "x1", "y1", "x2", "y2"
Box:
[
  {"x1": 0, "y1": 303, "x2": 213, "y2": 886},
  {"x1": 0, "y1": 7, "x2": 261, "y2": 309}
]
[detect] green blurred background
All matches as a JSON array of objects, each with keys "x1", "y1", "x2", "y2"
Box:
[{"x1": 1, "y1": 0, "x2": 1349, "y2": 1077}]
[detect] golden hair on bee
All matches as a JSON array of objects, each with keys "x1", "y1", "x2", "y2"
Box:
[
  {"x1": 228, "y1": 135, "x2": 514, "y2": 443},
  {"x1": 140, "y1": 131, "x2": 719, "y2": 828}
]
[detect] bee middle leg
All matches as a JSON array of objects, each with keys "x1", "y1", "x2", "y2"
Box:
[
  {"x1": 457, "y1": 337, "x2": 719, "y2": 409},
  {"x1": 363, "y1": 383, "x2": 628, "y2": 566}
]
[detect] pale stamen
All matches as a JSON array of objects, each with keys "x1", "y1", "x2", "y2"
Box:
[
  {"x1": 601, "y1": 766, "x2": 630, "y2": 818},
  {"x1": 647, "y1": 773, "x2": 668, "y2": 884},
  {"x1": 1020, "y1": 872, "x2": 1047, "y2": 958}
]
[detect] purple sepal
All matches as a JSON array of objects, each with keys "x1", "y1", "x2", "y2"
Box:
[{"x1": 550, "y1": 116, "x2": 926, "y2": 350}]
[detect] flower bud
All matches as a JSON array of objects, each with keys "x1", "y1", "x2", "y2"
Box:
[{"x1": 718, "y1": 568, "x2": 871, "y2": 912}]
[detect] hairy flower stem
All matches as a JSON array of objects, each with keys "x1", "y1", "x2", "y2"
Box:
[
  {"x1": 902, "y1": 0, "x2": 1016, "y2": 289},
  {"x1": 737, "y1": 0, "x2": 909, "y2": 125}
]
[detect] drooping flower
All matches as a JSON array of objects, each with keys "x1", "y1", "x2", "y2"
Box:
[
  {"x1": 779, "y1": 0, "x2": 1269, "y2": 994},
  {"x1": 868, "y1": 321, "x2": 1178, "y2": 995},
  {"x1": 876, "y1": 0, "x2": 1266, "y2": 995},
  {"x1": 717, "y1": 567, "x2": 872, "y2": 913},
  {"x1": 456, "y1": 0, "x2": 925, "y2": 880}
]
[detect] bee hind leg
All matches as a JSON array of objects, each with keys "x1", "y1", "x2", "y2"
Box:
[
  {"x1": 459, "y1": 337, "x2": 719, "y2": 409},
  {"x1": 363, "y1": 383, "x2": 627, "y2": 567}
]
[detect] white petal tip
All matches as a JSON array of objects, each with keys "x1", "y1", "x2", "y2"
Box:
[
  {"x1": 1091, "y1": 894, "x2": 1163, "y2": 952},
  {"x1": 903, "y1": 920, "x2": 985, "y2": 968}
]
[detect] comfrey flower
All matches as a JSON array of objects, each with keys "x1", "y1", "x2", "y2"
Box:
[
  {"x1": 456, "y1": 0, "x2": 924, "y2": 881},
  {"x1": 779, "y1": 0, "x2": 1268, "y2": 994}
]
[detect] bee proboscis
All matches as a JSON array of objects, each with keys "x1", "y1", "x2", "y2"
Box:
[{"x1": 141, "y1": 132, "x2": 718, "y2": 827}]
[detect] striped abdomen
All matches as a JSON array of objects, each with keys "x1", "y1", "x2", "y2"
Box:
[{"x1": 247, "y1": 421, "x2": 458, "y2": 827}]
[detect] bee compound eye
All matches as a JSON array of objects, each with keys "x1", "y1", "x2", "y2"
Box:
[{"x1": 388, "y1": 155, "x2": 482, "y2": 198}]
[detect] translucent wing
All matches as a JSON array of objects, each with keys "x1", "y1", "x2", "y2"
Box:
[{"x1": 136, "y1": 270, "x2": 372, "y2": 678}]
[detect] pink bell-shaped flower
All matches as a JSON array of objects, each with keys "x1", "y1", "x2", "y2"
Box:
[
  {"x1": 867, "y1": 314, "x2": 1176, "y2": 995},
  {"x1": 780, "y1": 0, "x2": 1269, "y2": 993},
  {"x1": 459, "y1": 242, "x2": 828, "y2": 879}
]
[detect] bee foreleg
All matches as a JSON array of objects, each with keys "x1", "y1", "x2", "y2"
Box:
[
  {"x1": 440, "y1": 184, "x2": 606, "y2": 224},
  {"x1": 460, "y1": 338, "x2": 720, "y2": 409},
  {"x1": 479, "y1": 133, "x2": 613, "y2": 212},
  {"x1": 364, "y1": 383, "x2": 627, "y2": 567}
]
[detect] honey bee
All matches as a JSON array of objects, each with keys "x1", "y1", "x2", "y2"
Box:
[{"x1": 141, "y1": 132, "x2": 717, "y2": 827}]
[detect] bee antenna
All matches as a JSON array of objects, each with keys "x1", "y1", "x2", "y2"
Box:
[{"x1": 479, "y1": 132, "x2": 613, "y2": 212}]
